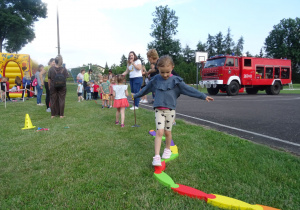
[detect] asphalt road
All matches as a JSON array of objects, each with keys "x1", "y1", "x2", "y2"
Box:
[{"x1": 137, "y1": 93, "x2": 300, "y2": 156}]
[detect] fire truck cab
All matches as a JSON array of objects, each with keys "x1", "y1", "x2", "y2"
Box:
[{"x1": 199, "y1": 55, "x2": 292, "y2": 96}]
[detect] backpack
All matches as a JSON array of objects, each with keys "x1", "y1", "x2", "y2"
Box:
[
  {"x1": 32, "y1": 78, "x2": 37, "y2": 86},
  {"x1": 54, "y1": 68, "x2": 66, "y2": 88}
]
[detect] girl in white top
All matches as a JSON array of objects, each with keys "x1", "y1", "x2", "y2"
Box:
[
  {"x1": 113, "y1": 75, "x2": 129, "y2": 128},
  {"x1": 77, "y1": 80, "x2": 83, "y2": 102}
]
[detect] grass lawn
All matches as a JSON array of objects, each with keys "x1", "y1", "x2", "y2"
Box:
[{"x1": 0, "y1": 83, "x2": 299, "y2": 209}]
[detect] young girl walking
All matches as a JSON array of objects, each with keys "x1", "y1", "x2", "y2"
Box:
[
  {"x1": 113, "y1": 75, "x2": 129, "y2": 128},
  {"x1": 134, "y1": 55, "x2": 214, "y2": 166}
]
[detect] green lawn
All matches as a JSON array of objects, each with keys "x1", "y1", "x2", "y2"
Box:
[{"x1": 0, "y1": 83, "x2": 299, "y2": 209}]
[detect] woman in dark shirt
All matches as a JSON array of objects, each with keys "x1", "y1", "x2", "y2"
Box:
[{"x1": 48, "y1": 55, "x2": 68, "y2": 118}]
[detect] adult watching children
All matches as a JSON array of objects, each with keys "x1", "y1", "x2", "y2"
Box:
[
  {"x1": 77, "y1": 69, "x2": 85, "y2": 83},
  {"x1": 48, "y1": 55, "x2": 68, "y2": 119},
  {"x1": 83, "y1": 69, "x2": 92, "y2": 100},
  {"x1": 122, "y1": 51, "x2": 142, "y2": 110}
]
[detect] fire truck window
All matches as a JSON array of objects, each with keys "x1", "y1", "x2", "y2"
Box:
[
  {"x1": 244, "y1": 59, "x2": 252, "y2": 67},
  {"x1": 235, "y1": 58, "x2": 238, "y2": 67},
  {"x1": 265, "y1": 67, "x2": 273, "y2": 79},
  {"x1": 226, "y1": 58, "x2": 234, "y2": 66},
  {"x1": 281, "y1": 67, "x2": 290, "y2": 79},
  {"x1": 256, "y1": 66, "x2": 264, "y2": 79},
  {"x1": 274, "y1": 67, "x2": 280, "y2": 78}
]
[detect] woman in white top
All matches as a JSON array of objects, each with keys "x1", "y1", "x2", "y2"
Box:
[
  {"x1": 122, "y1": 51, "x2": 142, "y2": 110},
  {"x1": 77, "y1": 69, "x2": 85, "y2": 83}
]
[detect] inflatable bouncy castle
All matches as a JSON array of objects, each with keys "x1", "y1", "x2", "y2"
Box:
[{"x1": 0, "y1": 53, "x2": 33, "y2": 98}]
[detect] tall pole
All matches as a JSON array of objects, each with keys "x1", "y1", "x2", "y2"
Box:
[
  {"x1": 57, "y1": 4, "x2": 60, "y2": 55},
  {"x1": 196, "y1": 63, "x2": 199, "y2": 90}
]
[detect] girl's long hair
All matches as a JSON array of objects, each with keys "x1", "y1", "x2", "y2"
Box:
[{"x1": 127, "y1": 51, "x2": 138, "y2": 65}]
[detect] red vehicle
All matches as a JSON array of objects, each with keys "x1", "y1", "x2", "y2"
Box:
[{"x1": 199, "y1": 55, "x2": 292, "y2": 96}]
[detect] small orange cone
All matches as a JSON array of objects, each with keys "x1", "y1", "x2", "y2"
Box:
[{"x1": 22, "y1": 114, "x2": 36, "y2": 130}]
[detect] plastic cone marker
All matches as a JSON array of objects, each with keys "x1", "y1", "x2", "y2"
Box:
[{"x1": 22, "y1": 114, "x2": 36, "y2": 130}]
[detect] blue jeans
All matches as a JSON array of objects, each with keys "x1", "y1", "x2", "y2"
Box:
[
  {"x1": 37, "y1": 85, "x2": 43, "y2": 104},
  {"x1": 130, "y1": 77, "x2": 143, "y2": 107},
  {"x1": 86, "y1": 93, "x2": 91, "y2": 100}
]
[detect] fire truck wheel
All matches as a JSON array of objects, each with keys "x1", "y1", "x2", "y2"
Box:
[
  {"x1": 207, "y1": 87, "x2": 219, "y2": 95},
  {"x1": 226, "y1": 81, "x2": 239, "y2": 96},
  {"x1": 246, "y1": 87, "x2": 259, "y2": 95},
  {"x1": 266, "y1": 82, "x2": 281, "y2": 95}
]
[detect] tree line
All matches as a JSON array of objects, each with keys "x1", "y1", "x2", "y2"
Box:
[
  {"x1": 1, "y1": 2, "x2": 299, "y2": 83},
  {"x1": 112, "y1": 6, "x2": 300, "y2": 83}
]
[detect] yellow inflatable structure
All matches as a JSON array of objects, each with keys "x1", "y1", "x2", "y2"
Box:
[{"x1": 0, "y1": 53, "x2": 32, "y2": 98}]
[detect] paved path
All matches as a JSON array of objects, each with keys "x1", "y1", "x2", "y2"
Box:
[{"x1": 136, "y1": 93, "x2": 300, "y2": 156}]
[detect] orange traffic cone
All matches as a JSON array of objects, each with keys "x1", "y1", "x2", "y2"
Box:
[{"x1": 22, "y1": 114, "x2": 36, "y2": 130}]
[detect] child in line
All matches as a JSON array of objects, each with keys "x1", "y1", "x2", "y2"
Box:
[
  {"x1": 77, "y1": 80, "x2": 84, "y2": 102},
  {"x1": 98, "y1": 74, "x2": 103, "y2": 100},
  {"x1": 35, "y1": 65, "x2": 44, "y2": 105},
  {"x1": 22, "y1": 73, "x2": 31, "y2": 99},
  {"x1": 134, "y1": 55, "x2": 214, "y2": 166},
  {"x1": 0, "y1": 77, "x2": 7, "y2": 101},
  {"x1": 15, "y1": 76, "x2": 22, "y2": 92},
  {"x1": 93, "y1": 81, "x2": 99, "y2": 99},
  {"x1": 100, "y1": 75, "x2": 110, "y2": 108},
  {"x1": 90, "y1": 80, "x2": 94, "y2": 98},
  {"x1": 109, "y1": 76, "x2": 116, "y2": 108},
  {"x1": 4, "y1": 77, "x2": 11, "y2": 101},
  {"x1": 113, "y1": 75, "x2": 129, "y2": 127},
  {"x1": 85, "y1": 82, "x2": 91, "y2": 100}
]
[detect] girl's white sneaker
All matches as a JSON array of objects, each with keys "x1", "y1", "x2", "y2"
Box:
[
  {"x1": 152, "y1": 156, "x2": 162, "y2": 166},
  {"x1": 162, "y1": 148, "x2": 172, "y2": 159}
]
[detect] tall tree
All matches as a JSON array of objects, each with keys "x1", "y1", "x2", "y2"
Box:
[
  {"x1": 234, "y1": 36, "x2": 244, "y2": 56},
  {"x1": 259, "y1": 48, "x2": 264, "y2": 58},
  {"x1": 104, "y1": 62, "x2": 109, "y2": 74},
  {"x1": 137, "y1": 53, "x2": 145, "y2": 65},
  {"x1": 120, "y1": 54, "x2": 127, "y2": 67},
  {"x1": 0, "y1": 0, "x2": 47, "y2": 52},
  {"x1": 206, "y1": 34, "x2": 215, "y2": 57},
  {"x1": 223, "y1": 28, "x2": 234, "y2": 55},
  {"x1": 214, "y1": 32, "x2": 224, "y2": 54},
  {"x1": 264, "y1": 17, "x2": 300, "y2": 81},
  {"x1": 196, "y1": 41, "x2": 206, "y2": 52},
  {"x1": 245, "y1": 51, "x2": 252, "y2": 57},
  {"x1": 182, "y1": 44, "x2": 194, "y2": 63},
  {"x1": 147, "y1": 5, "x2": 181, "y2": 62}
]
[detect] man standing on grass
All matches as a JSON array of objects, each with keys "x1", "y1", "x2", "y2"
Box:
[{"x1": 83, "y1": 69, "x2": 92, "y2": 100}]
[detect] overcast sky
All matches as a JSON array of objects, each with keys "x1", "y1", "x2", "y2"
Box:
[{"x1": 5, "y1": 0, "x2": 300, "y2": 69}]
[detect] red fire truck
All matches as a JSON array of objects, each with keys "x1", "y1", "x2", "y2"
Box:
[{"x1": 199, "y1": 55, "x2": 292, "y2": 96}]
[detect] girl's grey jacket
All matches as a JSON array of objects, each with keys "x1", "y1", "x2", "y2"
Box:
[{"x1": 134, "y1": 74, "x2": 207, "y2": 110}]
